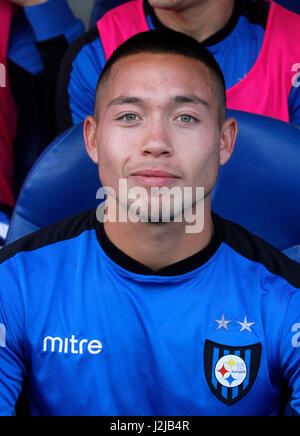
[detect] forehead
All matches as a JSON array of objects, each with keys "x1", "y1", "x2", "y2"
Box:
[{"x1": 99, "y1": 53, "x2": 214, "y2": 107}]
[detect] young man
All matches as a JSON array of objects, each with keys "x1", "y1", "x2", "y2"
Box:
[
  {"x1": 0, "y1": 30, "x2": 299, "y2": 416},
  {"x1": 56, "y1": 0, "x2": 300, "y2": 134}
]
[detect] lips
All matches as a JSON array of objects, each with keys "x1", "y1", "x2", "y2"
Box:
[
  {"x1": 132, "y1": 169, "x2": 179, "y2": 178},
  {"x1": 131, "y1": 169, "x2": 180, "y2": 187}
]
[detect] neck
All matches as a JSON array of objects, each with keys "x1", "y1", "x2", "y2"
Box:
[
  {"x1": 153, "y1": 0, "x2": 236, "y2": 42},
  {"x1": 103, "y1": 200, "x2": 214, "y2": 271}
]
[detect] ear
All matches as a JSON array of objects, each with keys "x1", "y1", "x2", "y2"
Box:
[
  {"x1": 219, "y1": 117, "x2": 238, "y2": 166},
  {"x1": 84, "y1": 115, "x2": 98, "y2": 164}
]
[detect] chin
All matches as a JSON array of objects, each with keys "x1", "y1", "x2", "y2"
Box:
[{"x1": 148, "y1": 0, "x2": 180, "y2": 10}]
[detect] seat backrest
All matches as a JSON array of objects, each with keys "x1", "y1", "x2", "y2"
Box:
[
  {"x1": 212, "y1": 111, "x2": 300, "y2": 250},
  {"x1": 7, "y1": 122, "x2": 100, "y2": 243},
  {"x1": 6, "y1": 110, "x2": 300, "y2": 251}
]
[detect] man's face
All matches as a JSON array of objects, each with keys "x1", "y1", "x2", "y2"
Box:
[{"x1": 86, "y1": 53, "x2": 234, "y2": 222}]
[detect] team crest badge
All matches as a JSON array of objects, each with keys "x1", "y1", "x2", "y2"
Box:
[{"x1": 204, "y1": 340, "x2": 261, "y2": 406}]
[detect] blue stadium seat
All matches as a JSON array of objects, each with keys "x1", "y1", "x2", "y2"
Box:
[
  {"x1": 212, "y1": 111, "x2": 300, "y2": 254},
  {"x1": 6, "y1": 111, "x2": 300, "y2": 260},
  {"x1": 6, "y1": 122, "x2": 100, "y2": 243}
]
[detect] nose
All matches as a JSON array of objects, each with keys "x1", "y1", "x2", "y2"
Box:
[{"x1": 140, "y1": 118, "x2": 172, "y2": 158}]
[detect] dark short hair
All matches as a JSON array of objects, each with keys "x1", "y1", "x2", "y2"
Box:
[{"x1": 95, "y1": 29, "x2": 226, "y2": 121}]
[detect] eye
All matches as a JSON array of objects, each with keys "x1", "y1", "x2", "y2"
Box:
[
  {"x1": 176, "y1": 114, "x2": 198, "y2": 124},
  {"x1": 118, "y1": 113, "x2": 140, "y2": 122}
]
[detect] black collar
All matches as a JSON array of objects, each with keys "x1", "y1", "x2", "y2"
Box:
[
  {"x1": 95, "y1": 213, "x2": 224, "y2": 276},
  {"x1": 143, "y1": 0, "x2": 240, "y2": 47}
]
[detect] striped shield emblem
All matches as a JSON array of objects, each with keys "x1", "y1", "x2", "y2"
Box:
[{"x1": 204, "y1": 339, "x2": 261, "y2": 406}]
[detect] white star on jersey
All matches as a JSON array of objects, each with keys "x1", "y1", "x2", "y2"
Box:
[
  {"x1": 238, "y1": 316, "x2": 255, "y2": 332},
  {"x1": 214, "y1": 314, "x2": 232, "y2": 330}
]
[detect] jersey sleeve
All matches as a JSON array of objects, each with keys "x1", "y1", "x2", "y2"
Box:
[
  {"x1": 8, "y1": 0, "x2": 84, "y2": 78},
  {"x1": 0, "y1": 259, "x2": 26, "y2": 416},
  {"x1": 279, "y1": 287, "x2": 300, "y2": 416},
  {"x1": 24, "y1": 0, "x2": 84, "y2": 46},
  {"x1": 55, "y1": 30, "x2": 107, "y2": 135}
]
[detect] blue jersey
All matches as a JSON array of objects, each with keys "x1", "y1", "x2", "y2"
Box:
[
  {"x1": 56, "y1": 0, "x2": 300, "y2": 134},
  {"x1": 0, "y1": 210, "x2": 300, "y2": 416}
]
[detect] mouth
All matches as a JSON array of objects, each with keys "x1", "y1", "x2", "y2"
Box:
[{"x1": 130, "y1": 169, "x2": 180, "y2": 187}]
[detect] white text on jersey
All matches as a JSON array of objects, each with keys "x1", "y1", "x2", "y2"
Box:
[{"x1": 43, "y1": 335, "x2": 103, "y2": 355}]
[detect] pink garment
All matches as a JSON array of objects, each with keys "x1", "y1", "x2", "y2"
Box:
[
  {"x1": 97, "y1": 0, "x2": 149, "y2": 61},
  {"x1": 0, "y1": 0, "x2": 18, "y2": 208},
  {"x1": 226, "y1": 1, "x2": 299, "y2": 122},
  {"x1": 97, "y1": 0, "x2": 300, "y2": 123}
]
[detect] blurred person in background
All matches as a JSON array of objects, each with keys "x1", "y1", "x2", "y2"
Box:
[
  {"x1": 7, "y1": 0, "x2": 84, "y2": 198},
  {"x1": 56, "y1": 0, "x2": 300, "y2": 134},
  {"x1": 0, "y1": 0, "x2": 84, "y2": 248},
  {"x1": 0, "y1": 0, "x2": 18, "y2": 247}
]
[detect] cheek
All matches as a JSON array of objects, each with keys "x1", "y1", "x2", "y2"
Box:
[
  {"x1": 96, "y1": 133, "x2": 128, "y2": 189},
  {"x1": 95, "y1": 134, "x2": 114, "y2": 184},
  {"x1": 185, "y1": 139, "x2": 220, "y2": 188}
]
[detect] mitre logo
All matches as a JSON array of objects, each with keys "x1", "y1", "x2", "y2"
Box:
[{"x1": 43, "y1": 335, "x2": 103, "y2": 355}]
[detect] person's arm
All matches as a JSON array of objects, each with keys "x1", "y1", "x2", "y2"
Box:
[
  {"x1": 55, "y1": 27, "x2": 106, "y2": 135},
  {"x1": 8, "y1": 0, "x2": 84, "y2": 67},
  {"x1": 7, "y1": 0, "x2": 85, "y2": 134},
  {"x1": 7, "y1": 0, "x2": 84, "y2": 195}
]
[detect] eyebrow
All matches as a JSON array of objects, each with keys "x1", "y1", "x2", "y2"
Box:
[
  {"x1": 107, "y1": 97, "x2": 143, "y2": 107},
  {"x1": 173, "y1": 95, "x2": 209, "y2": 108},
  {"x1": 107, "y1": 94, "x2": 209, "y2": 108}
]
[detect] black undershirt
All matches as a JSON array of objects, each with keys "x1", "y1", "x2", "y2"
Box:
[
  {"x1": 143, "y1": 0, "x2": 269, "y2": 46},
  {"x1": 95, "y1": 213, "x2": 225, "y2": 276}
]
